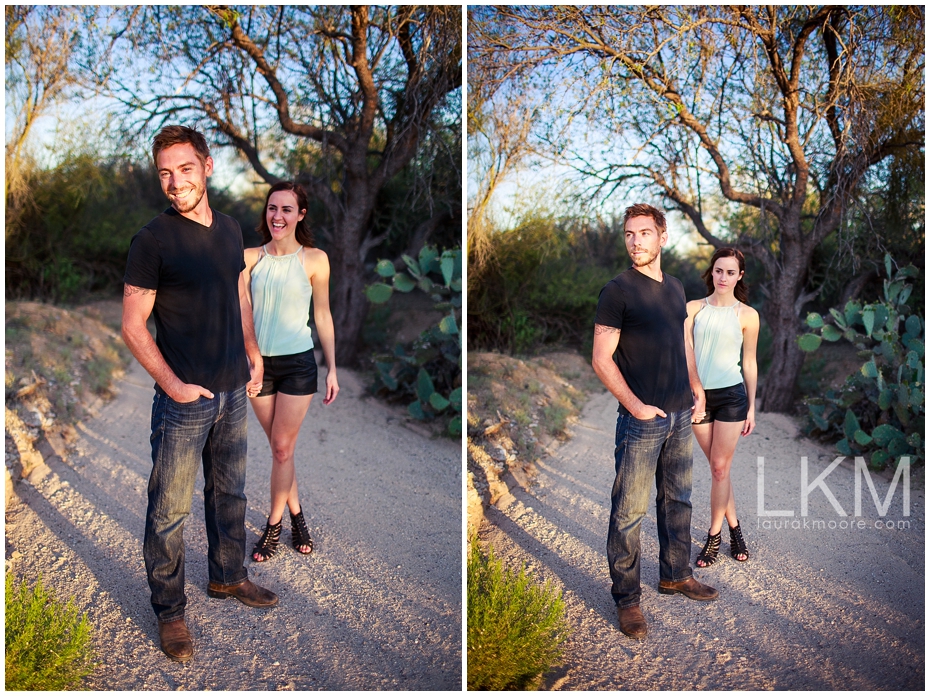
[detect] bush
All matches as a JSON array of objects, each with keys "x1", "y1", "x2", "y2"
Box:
[
  {"x1": 5, "y1": 152, "x2": 266, "y2": 304},
  {"x1": 366, "y1": 245, "x2": 462, "y2": 436},
  {"x1": 467, "y1": 213, "x2": 709, "y2": 354},
  {"x1": 5, "y1": 573, "x2": 96, "y2": 690},
  {"x1": 799, "y1": 254, "x2": 924, "y2": 468},
  {"x1": 467, "y1": 538, "x2": 568, "y2": 690}
]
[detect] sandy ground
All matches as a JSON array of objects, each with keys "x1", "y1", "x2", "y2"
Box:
[
  {"x1": 5, "y1": 356, "x2": 462, "y2": 690},
  {"x1": 481, "y1": 389, "x2": 924, "y2": 690}
]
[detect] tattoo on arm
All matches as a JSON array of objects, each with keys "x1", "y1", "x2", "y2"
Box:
[
  {"x1": 594, "y1": 324, "x2": 620, "y2": 335},
  {"x1": 124, "y1": 284, "x2": 156, "y2": 297}
]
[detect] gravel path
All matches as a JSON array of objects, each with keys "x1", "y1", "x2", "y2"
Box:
[
  {"x1": 6, "y1": 357, "x2": 462, "y2": 690},
  {"x1": 481, "y1": 390, "x2": 924, "y2": 690}
]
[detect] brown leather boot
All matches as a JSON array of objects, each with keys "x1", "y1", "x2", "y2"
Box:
[
  {"x1": 616, "y1": 605, "x2": 647, "y2": 640},
  {"x1": 158, "y1": 617, "x2": 194, "y2": 661},
  {"x1": 657, "y1": 576, "x2": 719, "y2": 601},
  {"x1": 207, "y1": 578, "x2": 279, "y2": 607}
]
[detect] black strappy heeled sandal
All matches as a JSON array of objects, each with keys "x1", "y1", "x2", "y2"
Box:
[
  {"x1": 252, "y1": 518, "x2": 282, "y2": 562},
  {"x1": 729, "y1": 521, "x2": 749, "y2": 562},
  {"x1": 290, "y1": 510, "x2": 314, "y2": 555},
  {"x1": 696, "y1": 530, "x2": 721, "y2": 568}
]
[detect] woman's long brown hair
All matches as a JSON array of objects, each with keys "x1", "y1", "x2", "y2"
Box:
[
  {"x1": 256, "y1": 181, "x2": 314, "y2": 247},
  {"x1": 702, "y1": 247, "x2": 749, "y2": 303}
]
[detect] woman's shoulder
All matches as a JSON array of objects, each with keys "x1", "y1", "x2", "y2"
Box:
[
  {"x1": 244, "y1": 245, "x2": 264, "y2": 265},
  {"x1": 739, "y1": 302, "x2": 760, "y2": 325},
  {"x1": 302, "y1": 246, "x2": 329, "y2": 266},
  {"x1": 686, "y1": 298, "x2": 706, "y2": 316},
  {"x1": 301, "y1": 246, "x2": 329, "y2": 276},
  {"x1": 302, "y1": 246, "x2": 328, "y2": 260}
]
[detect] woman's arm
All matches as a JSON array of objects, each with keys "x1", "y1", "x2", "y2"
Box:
[
  {"x1": 305, "y1": 248, "x2": 339, "y2": 405},
  {"x1": 684, "y1": 300, "x2": 706, "y2": 423},
  {"x1": 740, "y1": 307, "x2": 761, "y2": 436},
  {"x1": 240, "y1": 247, "x2": 263, "y2": 396},
  {"x1": 242, "y1": 247, "x2": 259, "y2": 307}
]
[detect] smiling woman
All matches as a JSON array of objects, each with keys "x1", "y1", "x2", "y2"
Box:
[{"x1": 241, "y1": 181, "x2": 339, "y2": 563}]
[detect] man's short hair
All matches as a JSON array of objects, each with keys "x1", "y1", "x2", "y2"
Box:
[
  {"x1": 151, "y1": 125, "x2": 210, "y2": 167},
  {"x1": 623, "y1": 203, "x2": 667, "y2": 234}
]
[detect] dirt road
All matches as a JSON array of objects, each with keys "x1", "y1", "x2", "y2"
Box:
[
  {"x1": 481, "y1": 390, "x2": 924, "y2": 690},
  {"x1": 6, "y1": 357, "x2": 462, "y2": 690}
]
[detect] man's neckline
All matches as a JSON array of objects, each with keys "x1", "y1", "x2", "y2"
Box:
[
  {"x1": 166, "y1": 207, "x2": 215, "y2": 229},
  {"x1": 630, "y1": 265, "x2": 664, "y2": 283}
]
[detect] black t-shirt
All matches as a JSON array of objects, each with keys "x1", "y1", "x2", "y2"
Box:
[
  {"x1": 123, "y1": 207, "x2": 250, "y2": 394},
  {"x1": 595, "y1": 267, "x2": 692, "y2": 415}
]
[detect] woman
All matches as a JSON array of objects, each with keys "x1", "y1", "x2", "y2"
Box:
[
  {"x1": 685, "y1": 247, "x2": 759, "y2": 566},
  {"x1": 243, "y1": 181, "x2": 339, "y2": 561}
]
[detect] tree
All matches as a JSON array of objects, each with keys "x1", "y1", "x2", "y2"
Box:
[
  {"x1": 5, "y1": 6, "x2": 93, "y2": 240},
  {"x1": 470, "y1": 6, "x2": 924, "y2": 411},
  {"x1": 465, "y1": 81, "x2": 539, "y2": 321},
  {"x1": 97, "y1": 5, "x2": 462, "y2": 365}
]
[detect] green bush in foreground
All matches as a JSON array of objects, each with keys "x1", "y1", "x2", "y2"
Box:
[
  {"x1": 467, "y1": 538, "x2": 568, "y2": 690},
  {"x1": 5, "y1": 573, "x2": 96, "y2": 690}
]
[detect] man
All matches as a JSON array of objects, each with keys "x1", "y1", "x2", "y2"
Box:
[
  {"x1": 591, "y1": 203, "x2": 717, "y2": 641},
  {"x1": 122, "y1": 125, "x2": 277, "y2": 662}
]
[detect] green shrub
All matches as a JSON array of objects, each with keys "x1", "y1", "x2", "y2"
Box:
[
  {"x1": 5, "y1": 573, "x2": 96, "y2": 690},
  {"x1": 799, "y1": 254, "x2": 924, "y2": 468},
  {"x1": 467, "y1": 539, "x2": 568, "y2": 691},
  {"x1": 467, "y1": 213, "x2": 709, "y2": 355},
  {"x1": 366, "y1": 245, "x2": 462, "y2": 436},
  {"x1": 6, "y1": 152, "x2": 267, "y2": 304}
]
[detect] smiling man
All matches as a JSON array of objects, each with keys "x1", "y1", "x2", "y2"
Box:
[
  {"x1": 121, "y1": 125, "x2": 276, "y2": 662},
  {"x1": 591, "y1": 203, "x2": 717, "y2": 640}
]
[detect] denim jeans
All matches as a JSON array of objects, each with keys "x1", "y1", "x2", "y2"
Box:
[
  {"x1": 607, "y1": 408, "x2": 693, "y2": 608},
  {"x1": 144, "y1": 387, "x2": 249, "y2": 622}
]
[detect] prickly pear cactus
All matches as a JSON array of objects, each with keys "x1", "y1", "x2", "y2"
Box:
[
  {"x1": 799, "y1": 254, "x2": 923, "y2": 468},
  {"x1": 366, "y1": 245, "x2": 462, "y2": 436}
]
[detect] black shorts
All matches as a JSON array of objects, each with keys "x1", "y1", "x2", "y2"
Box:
[
  {"x1": 257, "y1": 348, "x2": 318, "y2": 397},
  {"x1": 693, "y1": 383, "x2": 748, "y2": 424}
]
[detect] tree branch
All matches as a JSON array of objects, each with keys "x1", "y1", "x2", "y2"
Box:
[{"x1": 208, "y1": 5, "x2": 350, "y2": 154}]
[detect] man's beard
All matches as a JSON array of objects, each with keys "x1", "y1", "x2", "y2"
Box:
[
  {"x1": 168, "y1": 181, "x2": 206, "y2": 214},
  {"x1": 630, "y1": 247, "x2": 660, "y2": 267}
]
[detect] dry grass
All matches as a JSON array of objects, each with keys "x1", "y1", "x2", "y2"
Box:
[
  {"x1": 466, "y1": 350, "x2": 603, "y2": 531},
  {"x1": 467, "y1": 351, "x2": 599, "y2": 449},
  {"x1": 5, "y1": 300, "x2": 130, "y2": 477}
]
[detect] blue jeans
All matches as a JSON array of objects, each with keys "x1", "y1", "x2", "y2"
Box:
[
  {"x1": 607, "y1": 408, "x2": 694, "y2": 608},
  {"x1": 144, "y1": 387, "x2": 249, "y2": 622}
]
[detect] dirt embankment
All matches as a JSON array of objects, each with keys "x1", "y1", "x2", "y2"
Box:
[
  {"x1": 466, "y1": 351, "x2": 602, "y2": 534},
  {"x1": 5, "y1": 300, "x2": 130, "y2": 498}
]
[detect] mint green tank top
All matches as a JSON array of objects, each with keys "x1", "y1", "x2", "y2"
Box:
[
  {"x1": 693, "y1": 298, "x2": 743, "y2": 389},
  {"x1": 251, "y1": 245, "x2": 314, "y2": 357}
]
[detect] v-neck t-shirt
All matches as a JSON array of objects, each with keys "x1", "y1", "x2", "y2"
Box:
[
  {"x1": 123, "y1": 207, "x2": 250, "y2": 394},
  {"x1": 595, "y1": 267, "x2": 692, "y2": 416}
]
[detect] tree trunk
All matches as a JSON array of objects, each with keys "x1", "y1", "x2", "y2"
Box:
[
  {"x1": 758, "y1": 298, "x2": 806, "y2": 412},
  {"x1": 756, "y1": 232, "x2": 809, "y2": 412},
  {"x1": 326, "y1": 184, "x2": 374, "y2": 368},
  {"x1": 328, "y1": 257, "x2": 369, "y2": 367}
]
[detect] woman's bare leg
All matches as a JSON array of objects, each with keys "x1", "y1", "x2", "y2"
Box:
[
  {"x1": 703, "y1": 420, "x2": 744, "y2": 535},
  {"x1": 249, "y1": 392, "x2": 313, "y2": 556},
  {"x1": 693, "y1": 419, "x2": 745, "y2": 563}
]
